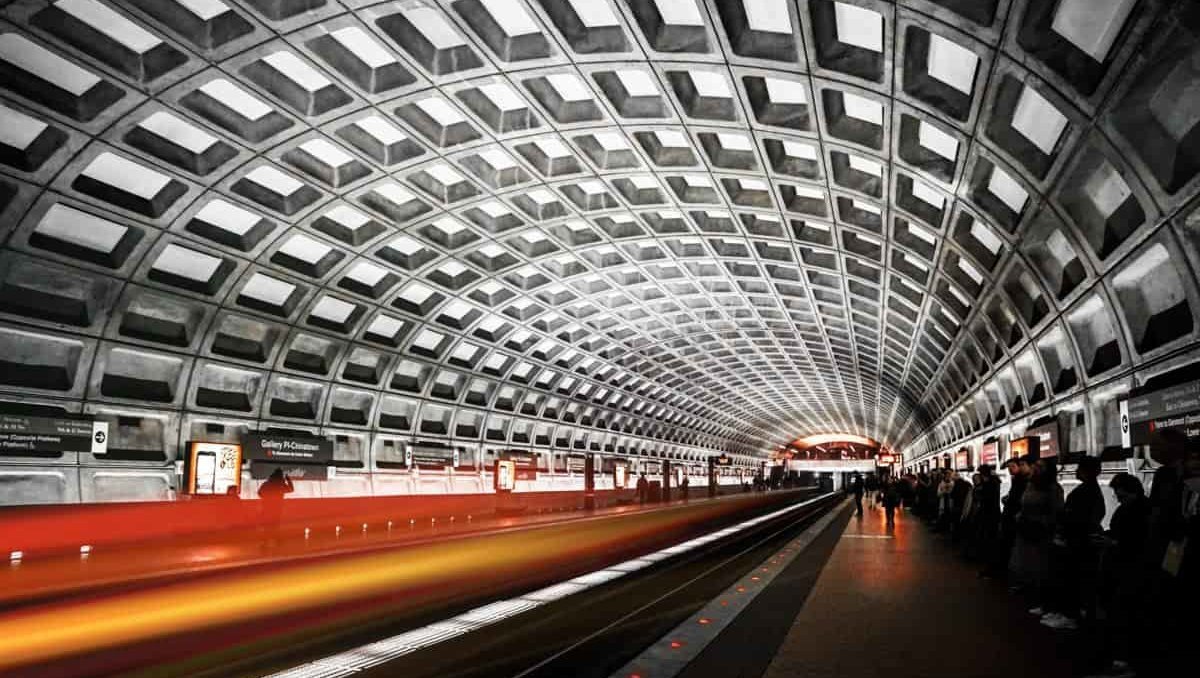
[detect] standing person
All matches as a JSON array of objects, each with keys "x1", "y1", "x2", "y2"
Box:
[
  {"x1": 1090, "y1": 473, "x2": 1149, "y2": 678},
  {"x1": 959, "y1": 473, "x2": 982, "y2": 549},
  {"x1": 1139, "y1": 432, "x2": 1200, "y2": 677},
  {"x1": 936, "y1": 471, "x2": 955, "y2": 531},
  {"x1": 951, "y1": 471, "x2": 973, "y2": 540},
  {"x1": 851, "y1": 473, "x2": 865, "y2": 516},
  {"x1": 1042, "y1": 456, "x2": 1106, "y2": 630},
  {"x1": 918, "y1": 472, "x2": 935, "y2": 520},
  {"x1": 680, "y1": 474, "x2": 690, "y2": 502},
  {"x1": 882, "y1": 477, "x2": 901, "y2": 526},
  {"x1": 258, "y1": 468, "x2": 294, "y2": 544},
  {"x1": 974, "y1": 465, "x2": 1002, "y2": 565},
  {"x1": 1011, "y1": 458, "x2": 1064, "y2": 613},
  {"x1": 988, "y1": 457, "x2": 1030, "y2": 580},
  {"x1": 636, "y1": 472, "x2": 649, "y2": 504}
]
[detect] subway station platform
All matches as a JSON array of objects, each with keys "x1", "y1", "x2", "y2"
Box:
[
  {"x1": 761, "y1": 508, "x2": 1078, "y2": 678},
  {"x1": 642, "y1": 500, "x2": 1086, "y2": 678}
]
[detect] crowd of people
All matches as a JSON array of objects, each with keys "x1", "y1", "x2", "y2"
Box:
[{"x1": 847, "y1": 431, "x2": 1199, "y2": 678}]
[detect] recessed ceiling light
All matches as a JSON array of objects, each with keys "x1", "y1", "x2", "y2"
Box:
[
  {"x1": 834, "y1": 2, "x2": 883, "y2": 53},
  {"x1": 926, "y1": 33, "x2": 978, "y2": 95},
  {"x1": 1011, "y1": 85, "x2": 1068, "y2": 155},
  {"x1": 842, "y1": 91, "x2": 883, "y2": 125}
]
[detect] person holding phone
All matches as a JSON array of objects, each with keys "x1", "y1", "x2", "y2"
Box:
[{"x1": 258, "y1": 468, "x2": 294, "y2": 545}]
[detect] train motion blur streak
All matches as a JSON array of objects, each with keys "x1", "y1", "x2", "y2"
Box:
[{"x1": 0, "y1": 492, "x2": 808, "y2": 676}]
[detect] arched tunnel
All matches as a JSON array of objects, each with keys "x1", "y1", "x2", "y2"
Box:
[{"x1": 0, "y1": 1, "x2": 1197, "y2": 676}]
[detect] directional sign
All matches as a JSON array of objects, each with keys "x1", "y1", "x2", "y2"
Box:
[
  {"x1": 0, "y1": 415, "x2": 108, "y2": 456},
  {"x1": 1119, "y1": 399, "x2": 1131, "y2": 448}
]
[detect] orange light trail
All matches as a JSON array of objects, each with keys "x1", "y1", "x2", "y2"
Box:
[{"x1": 0, "y1": 493, "x2": 798, "y2": 675}]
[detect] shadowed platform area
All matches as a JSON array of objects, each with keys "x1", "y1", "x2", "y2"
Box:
[{"x1": 760, "y1": 507, "x2": 1079, "y2": 678}]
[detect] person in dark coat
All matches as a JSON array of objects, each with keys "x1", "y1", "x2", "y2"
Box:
[
  {"x1": 973, "y1": 464, "x2": 1002, "y2": 564},
  {"x1": 951, "y1": 471, "x2": 973, "y2": 540},
  {"x1": 636, "y1": 472, "x2": 649, "y2": 504},
  {"x1": 850, "y1": 474, "x2": 865, "y2": 516},
  {"x1": 987, "y1": 456, "x2": 1030, "y2": 580},
  {"x1": 258, "y1": 468, "x2": 294, "y2": 542},
  {"x1": 1011, "y1": 459, "x2": 1064, "y2": 612},
  {"x1": 882, "y1": 477, "x2": 901, "y2": 526},
  {"x1": 1042, "y1": 456, "x2": 1105, "y2": 630},
  {"x1": 1093, "y1": 473, "x2": 1149, "y2": 677}
]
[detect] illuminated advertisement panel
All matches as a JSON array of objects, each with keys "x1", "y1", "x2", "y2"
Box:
[
  {"x1": 614, "y1": 463, "x2": 628, "y2": 489},
  {"x1": 955, "y1": 449, "x2": 970, "y2": 470},
  {"x1": 184, "y1": 441, "x2": 242, "y2": 495},
  {"x1": 500, "y1": 450, "x2": 538, "y2": 480},
  {"x1": 494, "y1": 460, "x2": 516, "y2": 492},
  {"x1": 1009, "y1": 436, "x2": 1040, "y2": 459},
  {"x1": 1026, "y1": 422, "x2": 1061, "y2": 458},
  {"x1": 981, "y1": 441, "x2": 999, "y2": 466}
]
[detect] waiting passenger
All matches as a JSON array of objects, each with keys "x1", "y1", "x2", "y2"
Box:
[
  {"x1": 882, "y1": 477, "x2": 901, "y2": 526},
  {"x1": 1011, "y1": 458, "x2": 1063, "y2": 611},
  {"x1": 985, "y1": 457, "x2": 1030, "y2": 580},
  {"x1": 951, "y1": 471, "x2": 973, "y2": 540},
  {"x1": 972, "y1": 465, "x2": 1002, "y2": 564},
  {"x1": 258, "y1": 468, "x2": 294, "y2": 544},
  {"x1": 1041, "y1": 456, "x2": 1106, "y2": 631},
  {"x1": 850, "y1": 474, "x2": 865, "y2": 516},
  {"x1": 1090, "y1": 473, "x2": 1149, "y2": 678},
  {"x1": 636, "y1": 473, "x2": 649, "y2": 504},
  {"x1": 935, "y1": 471, "x2": 955, "y2": 531}
]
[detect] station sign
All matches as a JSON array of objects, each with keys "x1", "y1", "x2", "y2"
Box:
[
  {"x1": 566, "y1": 453, "x2": 587, "y2": 473},
  {"x1": 408, "y1": 444, "x2": 460, "y2": 470},
  {"x1": 0, "y1": 414, "x2": 108, "y2": 456},
  {"x1": 500, "y1": 450, "x2": 538, "y2": 480},
  {"x1": 1121, "y1": 378, "x2": 1200, "y2": 445},
  {"x1": 243, "y1": 433, "x2": 332, "y2": 464},
  {"x1": 713, "y1": 454, "x2": 733, "y2": 466}
]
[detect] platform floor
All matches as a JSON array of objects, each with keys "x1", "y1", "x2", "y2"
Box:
[{"x1": 754, "y1": 504, "x2": 1080, "y2": 678}]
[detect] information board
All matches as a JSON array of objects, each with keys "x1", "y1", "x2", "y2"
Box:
[
  {"x1": 0, "y1": 415, "x2": 108, "y2": 456},
  {"x1": 500, "y1": 450, "x2": 538, "y2": 480},
  {"x1": 243, "y1": 433, "x2": 332, "y2": 464},
  {"x1": 566, "y1": 453, "x2": 587, "y2": 473},
  {"x1": 1123, "y1": 379, "x2": 1200, "y2": 445},
  {"x1": 408, "y1": 444, "x2": 459, "y2": 470}
]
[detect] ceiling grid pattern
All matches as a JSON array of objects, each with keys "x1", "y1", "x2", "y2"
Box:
[{"x1": 0, "y1": 0, "x2": 1199, "y2": 468}]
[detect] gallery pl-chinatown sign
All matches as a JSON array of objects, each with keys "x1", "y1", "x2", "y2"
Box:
[{"x1": 243, "y1": 433, "x2": 333, "y2": 464}]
